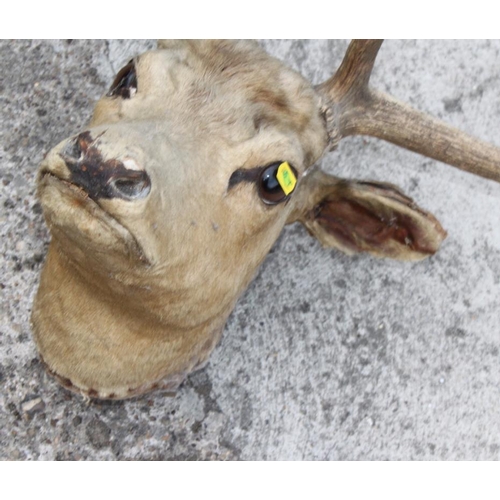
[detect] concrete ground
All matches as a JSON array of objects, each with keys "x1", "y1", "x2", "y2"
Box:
[{"x1": 1, "y1": 39, "x2": 500, "y2": 460}]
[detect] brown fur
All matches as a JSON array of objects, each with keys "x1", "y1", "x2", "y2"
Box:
[{"x1": 32, "y1": 40, "x2": 447, "y2": 399}]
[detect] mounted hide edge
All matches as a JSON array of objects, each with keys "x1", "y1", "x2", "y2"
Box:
[{"x1": 32, "y1": 40, "x2": 500, "y2": 400}]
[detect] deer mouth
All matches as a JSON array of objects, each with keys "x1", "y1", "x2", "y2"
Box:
[
  {"x1": 38, "y1": 170, "x2": 128, "y2": 238},
  {"x1": 41, "y1": 170, "x2": 90, "y2": 196},
  {"x1": 39, "y1": 170, "x2": 107, "y2": 212}
]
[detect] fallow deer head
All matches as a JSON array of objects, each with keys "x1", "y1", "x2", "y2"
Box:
[{"x1": 31, "y1": 40, "x2": 500, "y2": 399}]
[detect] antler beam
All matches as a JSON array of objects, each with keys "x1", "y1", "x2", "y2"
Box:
[{"x1": 318, "y1": 39, "x2": 500, "y2": 183}]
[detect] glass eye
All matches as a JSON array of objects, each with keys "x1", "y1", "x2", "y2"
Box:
[
  {"x1": 258, "y1": 162, "x2": 297, "y2": 205},
  {"x1": 107, "y1": 61, "x2": 137, "y2": 99}
]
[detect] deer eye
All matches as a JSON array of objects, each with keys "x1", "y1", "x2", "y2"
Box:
[
  {"x1": 107, "y1": 61, "x2": 137, "y2": 99},
  {"x1": 258, "y1": 162, "x2": 297, "y2": 205}
]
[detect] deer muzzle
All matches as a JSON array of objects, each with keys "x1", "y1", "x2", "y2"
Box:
[{"x1": 43, "y1": 130, "x2": 151, "y2": 202}]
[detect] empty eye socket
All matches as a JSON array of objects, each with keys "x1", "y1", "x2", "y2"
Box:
[
  {"x1": 258, "y1": 162, "x2": 297, "y2": 205},
  {"x1": 107, "y1": 61, "x2": 137, "y2": 99}
]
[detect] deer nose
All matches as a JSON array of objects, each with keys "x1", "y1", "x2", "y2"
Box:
[{"x1": 60, "y1": 131, "x2": 151, "y2": 200}]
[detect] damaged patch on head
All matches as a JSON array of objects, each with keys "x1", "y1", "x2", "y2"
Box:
[{"x1": 59, "y1": 131, "x2": 151, "y2": 201}]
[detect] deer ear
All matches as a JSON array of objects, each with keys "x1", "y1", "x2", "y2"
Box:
[{"x1": 290, "y1": 169, "x2": 447, "y2": 261}]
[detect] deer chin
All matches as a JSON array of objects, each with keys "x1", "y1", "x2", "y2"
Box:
[{"x1": 38, "y1": 171, "x2": 150, "y2": 268}]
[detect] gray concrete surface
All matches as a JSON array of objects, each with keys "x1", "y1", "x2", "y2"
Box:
[{"x1": 1, "y1": 40, "x2": 500, "y2": 460}]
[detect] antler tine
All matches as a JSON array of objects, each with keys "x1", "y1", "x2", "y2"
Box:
[
  {"x1": 318, "y1": 39, "x2": 500, "y2": 184},
  {"x1": 317, "y1": 39, "x2": 383, "y2": 103}
]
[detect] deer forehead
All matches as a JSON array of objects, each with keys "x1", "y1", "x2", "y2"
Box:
[{"x1": 92, "y1": 41, "x2": 327, "y2": 165}]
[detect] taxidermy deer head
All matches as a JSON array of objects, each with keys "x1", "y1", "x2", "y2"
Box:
[{"x1": 32, "y1": 40, "x2": 500, "y2": 400}]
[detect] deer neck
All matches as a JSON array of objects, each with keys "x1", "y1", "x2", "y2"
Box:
[{"x1": 31, "y1": 243, "x2": 226, "y2": 399}]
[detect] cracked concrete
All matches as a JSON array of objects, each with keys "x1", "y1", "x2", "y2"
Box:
[{"x1": 1, "y1": 40, "x2": 500, "y2": 460}]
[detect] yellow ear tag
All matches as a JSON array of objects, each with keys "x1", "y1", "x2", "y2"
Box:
[{"x1": 276, "y1": 162, "x2": 297, "y2": 196}]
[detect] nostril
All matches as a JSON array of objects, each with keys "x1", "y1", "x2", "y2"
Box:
[
  {"x1": 108, "y1": 172, "x2": 151, "y2": 200},
  {"x1": 61, "y1": 131, "x2": 94, "y2": 165},
  {"x1": 61, "y1": 138, "x2": 83, "y2": 166}
]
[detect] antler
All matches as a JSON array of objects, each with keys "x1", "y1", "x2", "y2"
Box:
[{"x1": 317, "y1": 39, "x2": 500, "y2": 183}]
